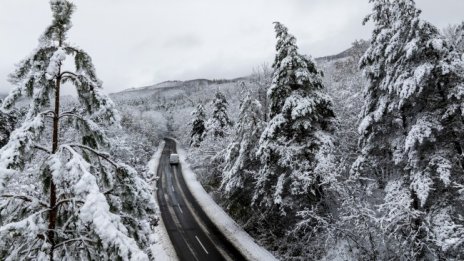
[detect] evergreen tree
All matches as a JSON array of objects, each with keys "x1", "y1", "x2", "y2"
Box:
[
  {"x1": 443, "y1": 22, "x2": 464, "y2": 55},
  {"x1": 252, "y1": 64, "x2": 272, "y2": 122},
  {"x1": 220, "y1": 88, "x2": 264, "y2": 213},
  {"x1": 0, "y1": 1, "x2": 156, "y2": 260},
  {"x1": 0, "y1": 100, "x2": 16, "y2": 148},
  {"x1": 353, "y1": 0, "x2": 464, "y2": 258},
  {"x1": 254, "y1": 22, "x2": 335, "y2": 219},
  {"x1": 190, "y1": 103, "x2": 206, "y2": 147},
  {"x1": 207, "y1": 91, "x2": 233, "y2": 138}
]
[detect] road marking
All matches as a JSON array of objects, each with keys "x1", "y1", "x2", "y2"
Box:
[
  {"x1": 184, "y1": 240, "x2": 200, "y2": 261},
  {"x1": 177, "y1": 204, "x2": 184, "y2": 214},
  {"x1": 172, "y1": 185, "x2": 175, "y2": 192},
  {"x1": 195, "y1": 235, "x2": 209, "y2": 254},
  {"x1": 164, "y1": 193, "x2": 182, "y2": 228}
]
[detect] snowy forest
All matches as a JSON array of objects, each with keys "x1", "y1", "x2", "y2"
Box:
[{"x1": 1, "y1": 0, "x2": 464, "y2": 260}]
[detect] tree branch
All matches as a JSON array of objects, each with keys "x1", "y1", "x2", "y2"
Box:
[
  {"x1": 59, "y1": 112, "x2": 81, "y2": 120},
  {"x1": 54, "y1": 198, "x2": 84, "y2": 209},
  {"x1": 64, "y1": 144, "x2": 118, "y2": 168},
  {"x1": 54, "y1": 237, "x2": 97, "y2": 249},
  {"x1": 40, "y1": 110, "x2": 56, "y2": 120},
  {"x1": 58, "y1": 107, "x2": 78, "y2": 116},
  {"x1": 33, "y1": 144, "x2": 51, "y2": 154},
  {"x1": 40, "y1": 110, "x2": 56, "y2": 117},
  {"x1": 60, "y1": 71, "x2": 78, "y2": 78},
  {"x1": 1, "y1": 194, "x2": 48, "y2": 208}
]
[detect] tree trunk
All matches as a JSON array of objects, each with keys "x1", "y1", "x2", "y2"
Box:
[
  {"x1": 48, "y1": 67, "x2": 61, "y2": 261},
  {"x1": 411, "y1": 189, "x2": 425, "y2": 258}
]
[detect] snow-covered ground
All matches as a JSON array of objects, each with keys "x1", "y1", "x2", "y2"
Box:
[
  {"x1": 176, "y1": 142, "x2": 278, "y2": 261},
  {"x1": 147, "y1": 141, "x2": 178, "y2": 261}
]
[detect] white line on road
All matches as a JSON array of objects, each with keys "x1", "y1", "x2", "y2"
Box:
[
  {"x1": 172, "y1": 185, "x2": 175, "y2": 192},
  {"x1": 177, "y1": 204, "x2": 184, "y2": 214},
  {"x1": 195, "y1": 235, "x2": 209, "y2": 254}
]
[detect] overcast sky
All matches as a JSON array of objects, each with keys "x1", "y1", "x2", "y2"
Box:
[{"x1": 0, "y1": 0, "x2": 463, "y2": 94}]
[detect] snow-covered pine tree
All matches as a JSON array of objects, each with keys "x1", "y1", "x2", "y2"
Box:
[
  {"x1": 252, "y1": 63, "x2": 272, "y2": 122},
  {"x1": 190, "y1": 103, "x2": 206, "y2": 147},
  {"x1": 253, "y1": 22, "x2": 335, "y2": 219},
  {"x1": 0, "y1": 101, "x2": 16, "y2": 148},
  {"x1": 353, "y1": 0, "x2": 464, "y2": 258},
  {"x1": 207, "y1": 91, "x2": 233, "y2": 138},
  {"x1": 220, "y1": 88, "x2": 264, "y2": 213},
  {"x1": 0, "y1": 1, "x2": 156, "y2": 260},
  {"x1": 443, "y1": 22, "x2": 464, "y2": 55}
]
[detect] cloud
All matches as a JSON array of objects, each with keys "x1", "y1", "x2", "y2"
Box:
[
  {"x1": 163, "y1": 34, "x2": 202, "y2": 49},
  {"x1": 0, "y1": 0, "x2": 462, "y2": 95}
]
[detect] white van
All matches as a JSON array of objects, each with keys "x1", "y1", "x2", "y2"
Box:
[{"x1": 169, "y1": 154, "x2": 179, "y2": 164}]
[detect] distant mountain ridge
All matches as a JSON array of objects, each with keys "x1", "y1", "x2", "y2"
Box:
[
  {"x1": 316, "y1": 40, "x2": 369, "y2": 62},
  {"x1": 117, "y1": 77, "x2": 250, "y2": 94},
  {"x1": 114, "y1": 42, "x2": 368, "y2": 96}
]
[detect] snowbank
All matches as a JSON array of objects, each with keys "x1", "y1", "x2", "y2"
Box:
[
  {"x1": 176, "y1": 143, "x2": 278, "y2": 261},
  {"x1": 148, "y1": 141, "x2": 178, "y2": 261}
]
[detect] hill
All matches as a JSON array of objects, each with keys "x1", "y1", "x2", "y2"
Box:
[{"x1": 113, "y1": 42, "x2": 368, "y2": 101}]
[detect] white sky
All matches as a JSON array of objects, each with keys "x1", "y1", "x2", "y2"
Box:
[{"x1": 0, "y1": 0, "x2": 463, "y2": 94}]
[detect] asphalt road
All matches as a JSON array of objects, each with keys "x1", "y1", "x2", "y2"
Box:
[{"x1": 156, "y1": 139, "x2": 246, "y2": 261}]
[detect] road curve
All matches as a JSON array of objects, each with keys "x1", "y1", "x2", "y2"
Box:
[{"x1": 156, "y1": 138, "x2": 247, "y2": 261}]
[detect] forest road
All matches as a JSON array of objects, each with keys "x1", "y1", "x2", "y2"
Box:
[{"x1": 156, "y1": 138, "x2": 247, "y2": 261}]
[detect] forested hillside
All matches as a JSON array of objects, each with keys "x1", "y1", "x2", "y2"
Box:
[{"x1": 1, "y1": 0, "x2": 463, "y2": 260}]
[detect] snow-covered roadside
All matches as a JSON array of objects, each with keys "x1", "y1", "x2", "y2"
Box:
[
  {"x1": 176, "y1": 142, "x2": 278, "y2": 261},
  {"x1": 147, "y1": 141, "x2": 178, "y2": 261}
]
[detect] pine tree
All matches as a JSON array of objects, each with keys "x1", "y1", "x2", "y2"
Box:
[
  {"x1": 0, "y1": 1, "x2": 156, "y2": 260},
  {"x1": 252, "y1": 63, "x2": 272, "y2": 122},
  {"x1": 190, "y1": 103, "x2": 206, "y2": 147},
  {"x1": 456, "y1": 22, "x2": 464, "y2": 54},
  {"x1": 353, "y1": 0, "x2": 464, "y2": 258},
  {"x1": 0, "y1": 100, "x2": 16, "y2": 148},
  {"x1": 443, "y1": 22, "x2": 464, "y2": 55},
  {"x1": 220, "y1": 88, "x2": 264, "y2": 213},
  {"x1": 254, "y1": 22, "x2": 335, "y2": 219},
  {"x1": 207, "y1": 91, "x2": 233, "y2": 138}
]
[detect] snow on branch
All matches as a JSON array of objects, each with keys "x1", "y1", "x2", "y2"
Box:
[
  {"x1": 0, "y1": 210, "x2": 48, "y2": 259},
  {"x1": 65, "y1": 143, "x2": 117, "y2": 167},
  {"x1": 45, "y1": 47, "x2": 66, "y2": 80},
  {"x1": 62, "y1": 145, "x2": 149, "y2": 260},
  {"x1": 0, "y1": 114, "x2": 45, "y2": 193},
  {"x1": 0, "y1": 194, "x2": 48, "y2": 208}
]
